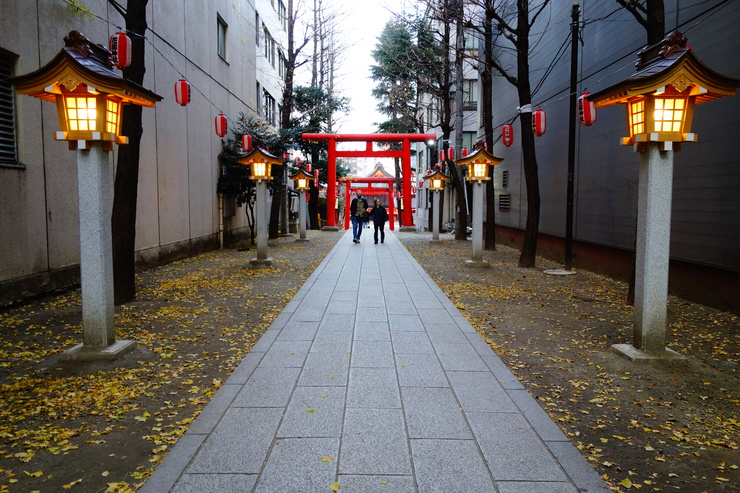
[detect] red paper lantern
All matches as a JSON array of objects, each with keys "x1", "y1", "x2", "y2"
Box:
[
  {"x1": 447, "y1": 147, "x2": 455, "y2": 161},
  {"x1": 578, "y1": 92, "x2": 597, "y2": 126},
  {"x1": 461, "y1": 147, "x2": 468, "y2": 157},
  {"x1": 532, "y1": 109, "x2": 546, "y2": 137},
  {"x1": 306, "y1": 162, "x2": 311, "y2": 172},
  {"x1": 295, "y1": 157, "x2": 301, "y2": 166},
  {"x1": 174, "y1": 79, "x2": 191, "y2": 106},
  {"x1": 502, "y1": 124, "x2": 514, "y2": 147},
  {"x1": 241, "y1": 134, "x2": 252, "y2": 151},
  {"x1": 314, "y1": 169, "x2": 319, "y2": 184},
  {"x1": 109, "y1": 32, "x2": 132, "y2": 70},
  {"x1": 214, "y1": 113, "x2": 227, "y2": 137},
  {"x1": 439, "y1": 150, "x2": 445, "y2": 162}
]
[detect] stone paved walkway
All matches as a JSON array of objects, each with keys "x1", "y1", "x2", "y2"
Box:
[{"x1": 141, "y1": 230, "x2": 610, "y2": 493}]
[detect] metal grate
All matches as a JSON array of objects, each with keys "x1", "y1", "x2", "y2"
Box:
[
  {"x1": 0, "y1": 51, "x2": 18, "y2": 166},
  {"x1": 498, "y1": 193, "x2": 511, "y2": 211},
  {"x1": 502, "y1": 169, "x2": 508, "y2": 188}
]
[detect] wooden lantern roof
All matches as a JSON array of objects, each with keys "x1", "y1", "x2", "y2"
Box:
[
  {"x1": 237, "y1": 147, "x2": 285, "y2": 167},
  {"x1": 588, "y1": 31, "x2": 740, "y2": 108},
  {"x1": 11, "y1": 31, "x2": 161, "y2": 107},
  {"x1": 454, "y1": 147, "x2": 504, "y2": 167},
  {"x1": 422, "y1": 169, "x2": 450, "y2": 182},
  {"x1": 289, "y1": 168, "x2": 314, "y2": 182}
]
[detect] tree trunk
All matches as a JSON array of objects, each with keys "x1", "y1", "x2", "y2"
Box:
[
  {"x1": 111, "y1": 0, "x2": 149, "y2": 305},
  {"x1": 482, "y1": 6, "x2": 496, "y2": 250}
]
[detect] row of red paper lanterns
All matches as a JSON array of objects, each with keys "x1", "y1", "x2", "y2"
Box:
[{"x1": 500, "y1": 95, "x2": 597, "y2": 147}]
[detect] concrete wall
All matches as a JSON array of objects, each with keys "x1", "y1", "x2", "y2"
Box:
[
  {"x1": 0, "y1": 0, "x2": 268, "y2": 304},
  {"x1": 489, "y1": 0, "x2": 740, "y2": 274}
]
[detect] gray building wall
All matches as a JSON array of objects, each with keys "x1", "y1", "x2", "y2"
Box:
[
  {"x1": 0, "y1": 0, "x2": 268, "y2": 304},
  {"x1": 490, "y1": 0, "x2": 740, "y2": 273}
]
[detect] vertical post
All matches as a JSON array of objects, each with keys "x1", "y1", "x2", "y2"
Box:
[
  {"x1": 466, "y1": 181, "x2": 490, "y2": 268},
  {"x1": 432, "y1": 190, "x2": 440, "y2": 241},
  {"x1": 633, "y1": 143, "x2": 672, "y2": 352},
  {"x1": 387, "y1": 186, "x2": 395, "y2": 231},
  {"x1": 77, "y1": 142, "x2": 115, "y2": 348},
  {"x1": 63, "y1": 141, "x2": 135, "y2": 360},
  {"x1": 297, "y1": 189, "x2": 308, "y2": 241},
  {"x1": 251, "y1": 180, "x2": 273, "y2": 267},
  {"x1": 344, "y1": 183, "x2": 351, "y2": 230},
  {"x1": 401, "y1": 138, "x2": 413, "y2": 228},
  {"x1": 324, "y1": 138, "x2": 338, "y2": 230},
  {"x1": 565, "y1": 2, "x2": 580, "y2": 271}
]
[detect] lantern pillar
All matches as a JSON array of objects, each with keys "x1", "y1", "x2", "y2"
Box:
[
  {"x1": 465, "y1": 181, "x2": 489, "y2": 268},
  {"x1": 251, "y1": 180, "x2": 273, "y2": 267},
  {"x1": 432, "y1": 190, "x2": 441, "y2": 241},
  {"x1": 297, "y1": 189, "x2": 309, "y2": 242},
  {"x1": 64, "y1": 142, "x2": 136, "y2": 360}
]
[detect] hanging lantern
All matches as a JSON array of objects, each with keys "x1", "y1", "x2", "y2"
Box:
[
  {"x1": 174, "y1": 79, "x2": 190, "y2": 106},
  {"x1": 532, "y1": 109, "x2": 546, "y2": 136},
  {"x1": 314, "y1": 169, "x2": 320, "y2": 184},
  {"x1": 502, "y1": 124, "x2": 514, "y2": 147},
  {"x1": 306, "y1": 162, "x2": 311, "y2": 172},
  {"x1": 241, "y1": 134, "x2": 252, "y2": 151},
  {"x1": 214, "y1": 113, "x2": 227, "y2": 137},
  {"x1": 295, "y1": 157, "x2": 301, "y2": 167},
  {"x1": 109, "y1": 32, "x2": 132, "y2": 70},
  {"x1": 447, "y1": 147, "x2": 455, "y2": 161},
  {"x1": 461, "y1": 147, "x2": 468, "y2": 157},
  {"x1": 578, "y1": 92, "x2": 597, "y2": 126},
  {"x1": 439, "y1": 149, "x2": 445, "y2": 162}
]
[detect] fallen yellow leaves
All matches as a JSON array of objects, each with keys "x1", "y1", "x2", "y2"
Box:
[{"x1": 329, "y1": 482, "x2": 341, "y2": 491}]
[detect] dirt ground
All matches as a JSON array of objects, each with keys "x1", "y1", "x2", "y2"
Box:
[
  {"x1": 397, "y1": 232, "x2": 738, "y2": 493},
  {"x1": 0, "y1": 230, "x2": 737, "y2": 492}
]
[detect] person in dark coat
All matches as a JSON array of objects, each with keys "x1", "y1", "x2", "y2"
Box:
[{"x1": 369, "y1": 199, "x2": 389, "y2": 244}]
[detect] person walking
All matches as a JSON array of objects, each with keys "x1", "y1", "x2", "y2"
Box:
[
  {"x1": 349, "y1": 190, "x2": 368, "y2": 243},
  {"x1": 369, "y1": 198, "x2": 389, "y2": 244}
]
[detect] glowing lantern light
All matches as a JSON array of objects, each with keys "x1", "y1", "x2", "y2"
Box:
[
  {"x1": 502, "y1": 124, "x2": 514, "y2": 147},
  {"x1": 214, "y1": 113, "x2": 227, "y2": 137},
  {"x1": 532, "y1": 109, "x2": 546, "y2": 136},
  {"x1": 578, "y1": 92, "x2": 597, "y2": 126},
  {"x1": 241, "y1": 134, "x2": 252, "y2": 151},
  {"x1": 174, "y1": 79, "x2": 190, "y2": 106},
  {"x1": 109, "y1": 32, "x2": 132, "y2": 70}
]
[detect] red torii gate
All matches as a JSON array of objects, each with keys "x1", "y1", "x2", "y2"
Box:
[
  {"x1": 301, "y1": 133, "x2": 436, "y2": 229},
  {"x1": 340, "y1": 176, "x2": 397, "y2": 231}
]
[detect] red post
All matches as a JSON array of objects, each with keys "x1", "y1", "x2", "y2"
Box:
[
  {"x1": 325, "y1": 138, "x2": 337, "y2": 229},
  {"x1": 387, "y1": 185, "x2": 395, "y2": 231},
  {"x1": 402, "y1": 138, "x2": 413, "y2": 226},
  {"x1": 343, "y1": 183, "x2": 351, "y2": 230}
]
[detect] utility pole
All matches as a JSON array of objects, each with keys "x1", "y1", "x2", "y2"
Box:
[{"x1": 565, "y1": 2, "x2": 580, "y2": 271}]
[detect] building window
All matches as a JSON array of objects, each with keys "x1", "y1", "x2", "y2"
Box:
[
  {"x1": 263, "y1": 90, "x2": 276, "y2": 126},
  {"x1": 263, "y1": 25, "x2": 276, "y2": 67},
  {"x1": 278, "y1": 0, "x2": 287, "y2": 30},
  {"x1": 256, "y1": 81, "x2": 261, "y2": 112},
  {"x1": 278, "y1": 50, "x2": 285, "y2": 79},
  {"x1": 217, "y1": 15, "x2": 227, "y2": 60},
  {"x1": 0, "y1": 50, "x2": 18, "y2": 167},
  {"x1": 499, "y1": 194, "x2": 511, "y2": 211},
  {"x1": 463, "y1": 79, "x2": 477, "y2": 110},
  {"x1": 255, "y1": 13, "x2": 260, "y2": 46},
  {"x1": 502, "y1": 169, "x2": 508, "y2": 188}
]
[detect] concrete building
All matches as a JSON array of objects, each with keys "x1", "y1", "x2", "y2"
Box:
[{"x1": 0, "y1": 0, "x2": 287, "y2": 304}]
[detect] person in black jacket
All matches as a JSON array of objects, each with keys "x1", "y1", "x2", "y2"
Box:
[{"x1": 369, "y1": 199, "x2": 389, "y2": 244}]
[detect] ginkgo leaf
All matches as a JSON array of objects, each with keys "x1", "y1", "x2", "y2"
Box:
[
  {"x1": 329, "y1": 482, "x2": 341, "y2": 491},
  {"x1": 306, "y1": 409, "x2": 318, "y2": 414},
  {"x1": 24, "y1": 471, "x2": 43, "y2": 477},
  {"x1": 320, "y1": 456, "x2": 334, "y2": 462},
  {"x1": 619, "y1": 478, "x2": 633, "y2": 488}
]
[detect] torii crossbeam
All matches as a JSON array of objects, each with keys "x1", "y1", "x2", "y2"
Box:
[{"x1": 301, "y1": 133, "x2": 436, "y2": 229}]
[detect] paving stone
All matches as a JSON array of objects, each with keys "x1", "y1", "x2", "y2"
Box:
[
  {"x1": 395, "y1": 353, "x2": 449, "y2": 388},
  {"x1": 187, "y1": 408, "x2": 283, "y2": 474},
  {"x1": 434, "y1": 342, "x2": 489, "y2": 371},
  {"x1": 353, "y1": 322, "x2": 390, "y2": 341},
  {"x1": 425, "y1": 323, "x2": 469, "y2": 345},
  {"x1": 546, "y1": 441, "x2": 612, "y2": 492},
  {"x1": 391, "y1": 331, "x2": 434, "y2": 354},
  {"x1": 232, "y1": 366, "x2": 300, "y2": 408},
  {"x1": 447, "y1": 371, "x2": 519, "y2": 413},
  {"x1": 298, "y1": 353, "x2": 351, "y2": 386},
  {"x1": 466, "y1": 412, "x2": 568, "y2": 482},
  {"x1": 388, "y1": 314, "x2": 425, "y2": 332},
  {"x1": 255, "y1": 438, "x2": 339, "y2": 493},
  {"x1": 386, "y1": 302, "x2": 418, "y2": 315},
  {"x1": 351, "y1": 339, "x2": 395, "y2": 367},
  {"x1": 419, "y1": 308, "x2": 454, "y2": 325},
  {"x1": 139, "y1": 434, "x2": 206, "y2": 493},
  {"x1": 464, "y1": 331, "x2": 496, "y2": 356},
  {"x1": 172, "y1": 474, "x2": 257, "y2": 493},
  {"x1": 327, "y1": 300, "x2": 358, "y2": 315},
  {"x1": 494, "y1": 481, "x2": 579, "y2": 493},
  {"x1": 507, "y1": 389, "x2": 569, "y2": 442},
  {"x1": 251, "y1": 329, "x2": 279, "y2": 352},
  {"x1": 481, "y1": 355, "x2": 526, "y2": 390},
  {"x1": 258, "y1": 340, "x2": 311, "y2": 368},
  {"x1": 332, "y1": 290, "x2": 358, "y2": 302},
  {"x1": 410, "y1": 439, "x2": 495, "y2": 492},
  {"x1": 336, "y1": 475, "x2": 415, "y2": 492},
  {"x1": 339, "y1": 408, "x2": 412, "y2": 475},
  {"x1": 346, "y1": 367, "x2": 401, "y2": 409},
  {"x1": 278, "y1": 386, "x2": 345, "y2": 438},
  {"x1": 187, "y1": 384, "x2": 240, "y2": 434},
  {"x1": 401, "y1": 387, "x2": 471, "y2": 439},
  {"x1": 276, "y1": 321, "x2": 320, "y2": 341},
  {"x1": 310, "y1": 330, "x2": 353, "y2": 354},
  {"x1": 227, "y1": 351, "x2": 264, "y2": 384},
  {"x1": 291, "y1": 304, "x2": 326, "y2": 322}
]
